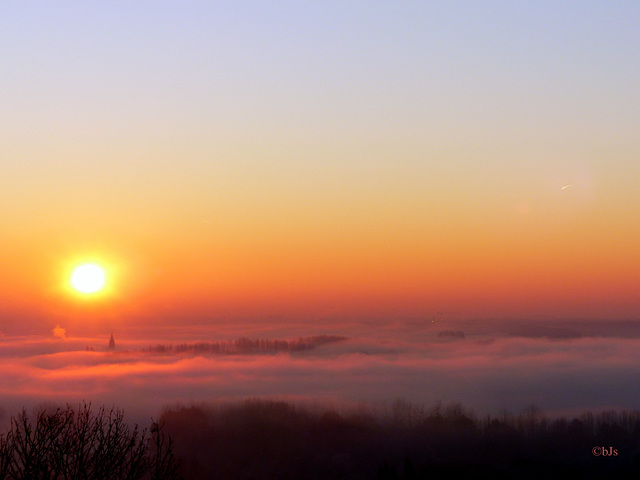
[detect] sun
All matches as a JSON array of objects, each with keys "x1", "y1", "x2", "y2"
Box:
[{"x1": 70, "y1": 264, "x2": 106, "y2": 294}]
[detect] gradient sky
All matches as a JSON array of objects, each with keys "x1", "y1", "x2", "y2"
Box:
[{"x1": 2, "y1": 2, "x2": 639, "y2": 331}]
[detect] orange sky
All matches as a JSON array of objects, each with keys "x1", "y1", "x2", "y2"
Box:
[{"x1": 2, "y1": 3, "x2": 639, "y2": 332}]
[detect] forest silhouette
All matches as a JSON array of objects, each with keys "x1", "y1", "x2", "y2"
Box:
[{"x1": 159, "y1": 398, "x2": 640, "y2": 479}]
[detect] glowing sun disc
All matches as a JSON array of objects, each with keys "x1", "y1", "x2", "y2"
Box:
[{"x1": 71, "y1": 264, "x2": 106, "y2": 293}]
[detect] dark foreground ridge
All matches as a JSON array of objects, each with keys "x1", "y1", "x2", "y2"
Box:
[{"x1": 2, "y1": 399, "x2": 640, "y2": 479}]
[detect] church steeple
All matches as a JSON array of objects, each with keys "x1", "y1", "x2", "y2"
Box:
[{"x1": 108, "y1": 333, "x2": 115, "y2": 350}]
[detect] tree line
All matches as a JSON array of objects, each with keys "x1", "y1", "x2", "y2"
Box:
[{"x1": 145, "y1": 335, "x2": 347, "y2": 355}]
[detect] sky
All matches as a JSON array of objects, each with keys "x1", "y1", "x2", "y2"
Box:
[{"x1": 1, "y1": 1, "x2": 640, "y2": 333}]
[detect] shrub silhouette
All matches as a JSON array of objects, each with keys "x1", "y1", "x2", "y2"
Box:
[{"x1": 0, "y1": 403, "x2": 180, "y2": 480}]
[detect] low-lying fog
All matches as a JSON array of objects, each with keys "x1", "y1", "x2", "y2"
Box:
[{"x1": 1, "y1": 317, "x2": 639, "y2": 426}]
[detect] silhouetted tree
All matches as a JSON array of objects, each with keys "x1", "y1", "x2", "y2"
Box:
[{"x1": 0, "y1": 403, "x2": 180, "y2": 480}]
